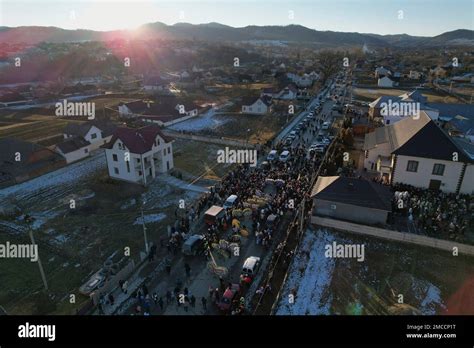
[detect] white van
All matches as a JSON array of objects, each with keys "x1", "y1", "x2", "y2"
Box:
[
  {"x1": 223, "y1": 194, "x2": 238, "y2": 209},
  {"x1": 242, "y1": 256, "x2": 261, "y2": 278},
  {"x1": 279, "y1": 150, "x2": 290, "y2": 162}
]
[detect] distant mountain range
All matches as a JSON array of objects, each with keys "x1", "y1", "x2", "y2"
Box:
[{"x1": 0, "y1": 23, "x2": 472, "y2": 48}]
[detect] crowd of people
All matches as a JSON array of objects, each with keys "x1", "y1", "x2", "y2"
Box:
[
  {"x1": 110, "y1": 99, "x2": 334, "y2": 316},
  {"x1": 392, "y1": 183, "x2": 473, "y2": 239}
]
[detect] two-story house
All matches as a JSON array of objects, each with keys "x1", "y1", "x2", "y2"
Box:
[
  {"x1": 103, "y1": 125, "x2": 174, "y2": 185},
  {"x1": 363, "y1": 111, "x2": 474, "y2": 194}
]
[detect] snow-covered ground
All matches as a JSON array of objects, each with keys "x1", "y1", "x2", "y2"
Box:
[
  {"x1": 276, "y1": 228, "x2": 336, "y2": 315},
  {"x1": 168, "y1": 106, "x2": 231, "y2": 132},
  {"x1": 0, "y1": 151, "x2": 106, "y2": 230},
  {"x1": 275, "y1": 227, "x2": 449, "y2": 315},
  {"x1": 0, "y1": 151, "x2": 105, "y2": 203},
  {"x1": 133, "y1": 213, "x2": 167, "y2": 225}
]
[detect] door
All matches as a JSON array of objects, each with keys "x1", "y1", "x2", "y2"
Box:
[{"x1": 429, "y1": 179, "x2": 441, "y2": 190}]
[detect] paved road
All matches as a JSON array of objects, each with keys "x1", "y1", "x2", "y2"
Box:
[{"x1": 274, "y1": 81, "x2": 335, "y2": 144}]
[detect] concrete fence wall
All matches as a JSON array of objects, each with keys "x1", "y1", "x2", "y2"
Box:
[
  {"x1": 312, "y1": 216, "x2": 474, "y2": 256},
  {"x1": 162, "y1": 130, "x2": 258, "y2": 149}
]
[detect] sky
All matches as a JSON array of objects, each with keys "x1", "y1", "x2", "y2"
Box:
[{"x1": 0, "y1": 0, "x2": 473, "y2": 36}]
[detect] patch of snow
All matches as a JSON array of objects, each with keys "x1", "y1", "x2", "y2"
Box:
[
  {"x1": 276, "y1": 228, "x2": 336, "y2": 315},
  {"x1": 133, "y1": 213, "x2": 167, "y2": 225},
  {"x1": 168, "y1": 107, "x2": 230, "y2": 131},
  {"x1": 418, "y1": 282, "x2": 445, "y2": 315}
]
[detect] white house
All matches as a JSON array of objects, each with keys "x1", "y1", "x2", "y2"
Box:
[
  {"x1": 54, "y1": 137, "x2": 91, "y2": 164},
  {"x1": 409, "y1": 70, "x2": 423, "y2": 80},
  {"x1": 241, "y1": 96, "x2": 272, "y2": 115},
  {"x1": 378, "y1": 76, "x2": 396, "y2": 88},
  {"x1": 375, "y1": 66, "x2": 392, "y2": 79},
  {"x1": 364, "y1": 111, "x2": 474, "y2": 194},
  {"x1": 286, "y1": 73, "x2": 315, "y2": 88},
  {"x1": 63, "y1": 120, "x2": 116, "y2": 151},
  {"x1": 275, "y1": 84, "x2": 298, "y2": 100},
  {"x1": 104, "y1": 125, "x2": 174, "y2": 185}
]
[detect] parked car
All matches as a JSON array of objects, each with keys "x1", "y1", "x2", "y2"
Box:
[
  {"x1": 309, "y1": 144, "x2": 325, "y2": 153},
  {"x1": 267, "y1": 150, "x2": 278, "y2": 161},
  {"x1": 182, "y1": 235, "x2": 206, "y2": 256},
  {"x1": 223, "y1": 195, "x2": 238, "y2": 210},
  {"x1": 217, "y1": 284, "x2": 241, "y2": 312},
  {"x1": 279, "y1": 150, "x2": 290, "y2": 162},
  {"x1": 241, "y1": 256, "x2": 261, "y2": 279},
  {"x1": 322, "y1": 121, "x2": 330, "y2": 130}
]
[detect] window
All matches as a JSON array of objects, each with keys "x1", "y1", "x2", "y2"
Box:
[
  {"x1": 126, "y1": 161, "x2": 130, "y2": 173},
  {"x1": 114, "y1": 167, "x2": 119, "y2": 175},
  {"x1": 113, "y1": 154, "x2": 118, "y2": 161},
  {"x1": 91, "y1": 133, "x2": 97, "y2": 139},
  {"x1": 167, "y1": 147, "x2": 171, "y2": 154},
  {"x1": 406, "y1": 160, "x2": 419, "y2": 172},
  {"x1": 84, "y1": 148, "x2": 88, "y2": 154},
  {"x1": 432, "y1": 163, "x2": 445, "y2": 176}
]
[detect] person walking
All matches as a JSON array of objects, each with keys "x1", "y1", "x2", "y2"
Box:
[
  {"x1": 201, "y1": 297, "x2": 207, "y2": 311},
  {"x1": 184, "y1": 263, "x2": 191, "y2": 277},
  {"x1": 158, "y1": 297, "x2": 164, "y2": 311},
  {"x1": 190, "y1": 295, "x2": 196, "y2": 308},
  {"x1": 152, "y1": 292, "x2": 158, "y2": 305}
]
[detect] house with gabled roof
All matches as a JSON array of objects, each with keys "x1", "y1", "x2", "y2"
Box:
[
  {"x1": 274, "y1": 84, "x2": 298, "y2": 100},
  {"x1": 118, "y1": 97, "x2": 199, "y2": 126},
  {"x1": 368, "y1": 90, "x2": 438, "y2": 124},
  {"x1": 310, "y1": 176, "x2": 392, "y2": 225},
  {"x1": 54, "y1": 136, "x2": 91, "y2": 164},
  {"x1": 363, "y1": 111, "x2": 474, "y2": 194},
  {"x1": 102, "y1": 125, "x2": 174, "y2": 185},
  {"x1": 63, "y1": 120, "x2": 116, "y2": 151},
  {"x1": 241, "y1": 95, "x2": 272, "y2": 115}
]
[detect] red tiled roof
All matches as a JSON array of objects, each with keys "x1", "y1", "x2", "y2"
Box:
[{"x1": 104, "y1": 125, "x2": 173, "y2": 154}]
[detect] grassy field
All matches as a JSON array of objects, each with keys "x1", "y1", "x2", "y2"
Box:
[
  {"x1": 329, "y1": 230, "x2": 474, "y2": 315},
  {"x1": 173, "y1": 139, "x2": 236, "y2": 181},
  {"x1": 0, "y1": 137, "x2": 238, "y2": 314},
  {"x1": 202, "y1": 112, "x2": 289, "y2": 144},
  {"x1": 352, "y1": 87, "x2": 459, "y2": 103}
]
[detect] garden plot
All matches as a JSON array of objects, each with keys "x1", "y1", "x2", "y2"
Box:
[{"x1": 276, "y1": 228, "x2": 474, "y2": 315}]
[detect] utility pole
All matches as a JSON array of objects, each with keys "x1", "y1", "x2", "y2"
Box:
[{"x1": 27, "y1": 221, "x2": 48, "y2": 291}]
